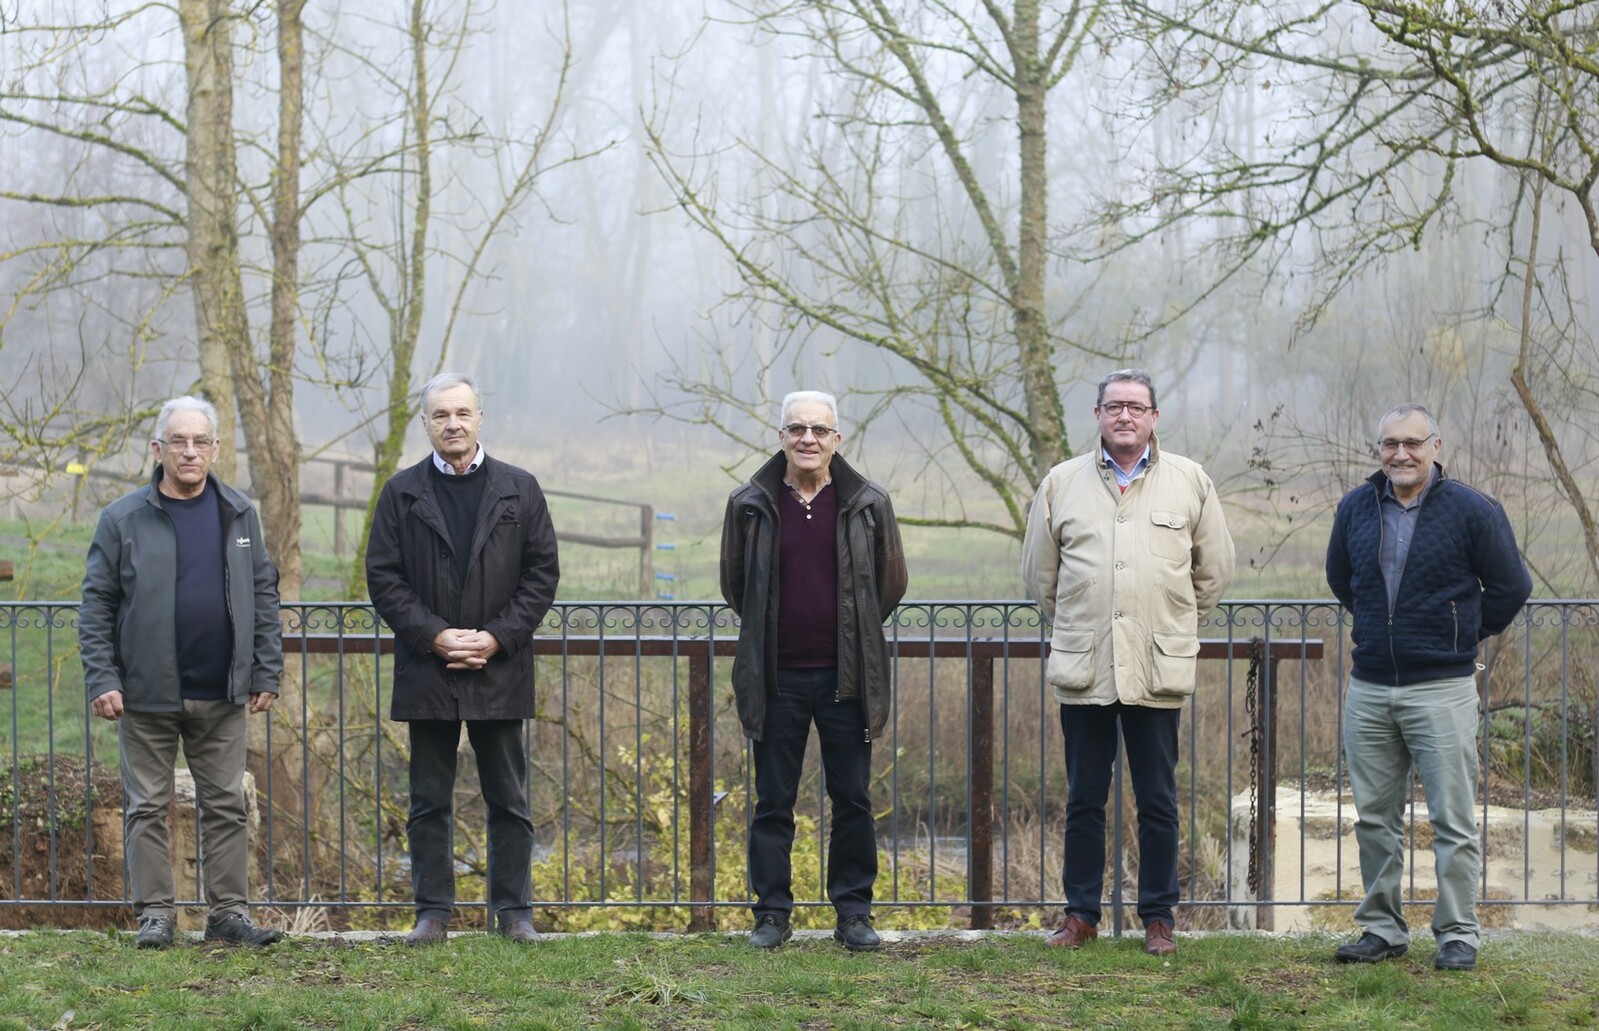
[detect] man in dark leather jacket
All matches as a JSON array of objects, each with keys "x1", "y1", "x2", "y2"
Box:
[
  {"x1": 720, "y1": 390, "x2": 907, "y2": 952},
  {"x1": 367, "y1": 373, "x2": 560, "y2": 946}
]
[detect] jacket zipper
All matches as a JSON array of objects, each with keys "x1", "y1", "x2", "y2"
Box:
[
  {"x1": 1379, "y1": 478, "x2": 1433, "y2": 686},
  {"x1": 1451, "y1": 600, "x2": 1459, "y2": 654},
  {"x1": 1378, "y1": 485, "x2": 1399, "y2": 685}
]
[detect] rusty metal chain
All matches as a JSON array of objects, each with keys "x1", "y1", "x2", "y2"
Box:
[{"x1": 1245, "y1": 636, "x2": 1266, "y2": 899}]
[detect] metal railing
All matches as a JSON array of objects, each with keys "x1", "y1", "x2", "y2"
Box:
[{"x1": 2, "y1": 600, "x2": 1595, "y2": 932}]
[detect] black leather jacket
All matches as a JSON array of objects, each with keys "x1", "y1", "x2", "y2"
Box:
[{"x1": 720, "y1": 452, "x2": 908, "y2": 741}]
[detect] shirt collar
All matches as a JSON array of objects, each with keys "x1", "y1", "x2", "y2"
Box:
[
  {"x1": 432, "y1": 443, "x2": 485, "y2": 476},
  {"x1": 1101, "y1": 444, "x2": 1151, "y2": 486},
  {"x1": 1381, "y1": 464, "x2": 1436, "y2": 507}
]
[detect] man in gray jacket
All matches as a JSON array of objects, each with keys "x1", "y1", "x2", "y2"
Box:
[
  {"x1": 1021, "y1": 369, "x2": 1234, "y2": 956},
  {"x1": 81, "y1": 395, "x2": 284, "y2": 950}
]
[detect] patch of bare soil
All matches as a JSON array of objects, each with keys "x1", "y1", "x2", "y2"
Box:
[{"x1": 0, "y1": 754, "x2": 132, "y2": 929}]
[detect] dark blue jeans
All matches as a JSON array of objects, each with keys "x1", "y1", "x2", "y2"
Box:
[
  {"x1": 1059, "y1": 702, "x2": 1181, "y2": 926},
  {"x1": 407, "y1": 719, "x2": 534, "y2": 928},
  {"x1": 749, "y1": 666, "x2": 876, "y2": 922}
]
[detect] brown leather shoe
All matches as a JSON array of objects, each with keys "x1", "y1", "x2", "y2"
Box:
[
  {"x1": 404, "y1": 917, "x2": 449, "y2": 947},
  {"x1": 1045, "y1": 913, "x2": 1098, "y2": 948},
  {"x1": 499, "y1": 919, "x2": 542, "y2": 943},
  {"x1": 1143, "y1": 918, "x2": 1177, "y2": 956}
]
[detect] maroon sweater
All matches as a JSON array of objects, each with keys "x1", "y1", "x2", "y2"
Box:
[{"x1": 776, "y1": 484, "x2": 838, "y2": 669}]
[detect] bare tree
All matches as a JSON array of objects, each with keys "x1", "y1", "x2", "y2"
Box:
[
  {"x1": 332, "y1": 0, "x2": 604, "y2": 595},
  {"x1": 1114, "y1": 0, "x2": 1599, "y2": 590},
  {"x1": 643, "y1": 1, "x2": 1122, "y2": 537}
]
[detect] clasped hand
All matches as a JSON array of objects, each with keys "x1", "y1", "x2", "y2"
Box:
[{"x1": 432, "y1": 628, "x2": 501, "y2": 669}]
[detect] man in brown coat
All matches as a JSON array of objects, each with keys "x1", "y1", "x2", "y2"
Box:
[{"x1": 720, "y1": 390, "x2": 908, "y2": 951}]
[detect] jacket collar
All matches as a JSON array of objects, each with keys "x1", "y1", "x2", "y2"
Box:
[
  {"x1": 1366, "y1": 461, "x2": 1449, "y2": 496},
  {"x1": 750, "y1": 450, "x2": 871, "y2": 510},
  {"x1": 396, "y1": 451, "x2": 513, "y2": 498},
  {"x1": 145, "y1": 468, "x2": 250, "y2": 515},
  {"x1": 1096, "y1": 432, "x2": 1163, "y2": 469}
]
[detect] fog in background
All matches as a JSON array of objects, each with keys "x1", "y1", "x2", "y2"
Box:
[{"x1": 3, "y1": 0, "x2": 1596, "y2": 593}]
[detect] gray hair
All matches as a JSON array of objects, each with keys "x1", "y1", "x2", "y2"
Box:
[
  {"x1": 779, "y1": 390, "x2": 840, "y2": 432},
  {"x1": 418, "y1": 372, "x2": 482, "y2": 414},
  {"x1": 153, "y1": 395, "x2": 219, "y2": 443},
  {"x1": 1096, "y1": 368, "x2": 1157, "y2": 410},
  {"x1": 1375, "y1": 402, "x2": 1439, "y2": 443}
]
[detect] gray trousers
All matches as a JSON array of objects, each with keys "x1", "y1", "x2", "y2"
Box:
[
  {"x1": 1344, "y1": 674, "x2": 1482, "y2": 949},
  {"x1": 118, "y1": 700, "x2": 250, "y2": 922}
]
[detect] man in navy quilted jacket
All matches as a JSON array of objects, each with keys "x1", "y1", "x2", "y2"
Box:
[{"x1": 1325, "y1": 402, "x2": 1531, "y2": 973}]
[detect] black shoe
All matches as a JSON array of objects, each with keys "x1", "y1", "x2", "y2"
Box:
[
  {"x1": 1434, "y1": 940, "x2": 1477, "y2": 971},
  {"x1": 833, "y1": 914, "x2": 882, "y2": 952},
  {"x1": 1335, "y1": 932, "x2": 1407, "y2": 964},
  {"x1": 135, "y1": 916, "x2": 175, "y2": 950},
  {"x1": 203, "y1": 913, "x2": 283, "y2": 947},
  {"x1": 748, "y1": 913, "x2": 792, "y2": 949}
]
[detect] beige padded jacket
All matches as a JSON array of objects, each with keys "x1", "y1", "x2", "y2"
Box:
[{"x1": 1020, "y1": 436, "x2": 1235, "y2": 708}]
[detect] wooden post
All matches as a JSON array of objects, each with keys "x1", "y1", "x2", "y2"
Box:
[{"x1": 688, "y1": 651, "x2": 714, "y2": 930}]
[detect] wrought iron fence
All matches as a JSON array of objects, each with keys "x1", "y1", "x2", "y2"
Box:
[{"x1": 2, "y1": 600, "x2": 1595, "y2": 933}]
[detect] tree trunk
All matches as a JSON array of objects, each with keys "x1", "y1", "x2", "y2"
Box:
[
  {"x1": 344, "y1": 0, "x2": 433, "y2": 599},
  {"x1": 1013, "y1": 0, "x2": 1068, "y2": 479},
  {"x1": 255, "y1": 0, "x2": 305, "y2": 604},
  {"x1": 179, "y1": 0, "x2": 244, "y2": 484}
]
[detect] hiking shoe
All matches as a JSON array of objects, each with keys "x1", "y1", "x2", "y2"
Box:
[
  {"x1": 1335, "y1": 932, "x2": 1407, "y2": 963},
  {"x1": 748, "y1": 913, "x2": 792, "y2": 949},
  {"x1": 203, "y1": 913, "x2": 283, "y2": 947},
  {"x1": 135, "y1": 915, "x2": 175, "y2": 950},
  {"x1": 834, "y1": 913, "x2": 882, "y2": 952},
  {"x1": 1434, "y1": 940, "x2": 1477, "y2": 971}
]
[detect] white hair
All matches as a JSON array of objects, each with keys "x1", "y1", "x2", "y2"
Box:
[
  {"x1": 1375, "y1": 402, "x2": 1439, "y2": 443},
  {"x1": 419, "y1": 372, "x2": 483, "y2": 414},
  {"x1": 153, "y1": 395, "x2": 219, "y2": 442},
  {"x1": 778, "y1": 390, "x2": 840, "y2": 431}
]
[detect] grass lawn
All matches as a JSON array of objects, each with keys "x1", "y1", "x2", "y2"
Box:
[{"x1": 2, "y1": 929, "x2": 1595, "y2": 1029}]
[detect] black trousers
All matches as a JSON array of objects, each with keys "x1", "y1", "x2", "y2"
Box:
[
  {"x1": 407, "y1": 719, "x2": 534, "y2": 927},
  {"x1": 1059, "y1": 702, "x2": 1181, "y2": 926},
  {"x1": 749, "y1": 666, "x2": 876, "y2": 921}
]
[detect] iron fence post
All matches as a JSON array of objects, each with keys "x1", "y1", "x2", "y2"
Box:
[{"x1": 970, "y1": 654, "x2": 994, "y2": 930}]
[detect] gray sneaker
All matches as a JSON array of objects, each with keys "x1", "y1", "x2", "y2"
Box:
[
  {"x1": 203, "y1": 913, "x2": 283, "y2": 947},
  {"x1": 135, "y1": 915, "x2": 175, "y2": 950},
  {"x1": 748, "y1": 914, "x2": 792, "y2": 949}
]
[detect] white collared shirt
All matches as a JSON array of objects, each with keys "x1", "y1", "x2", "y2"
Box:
[{"x1": 432, "y1": 443, "x2": 485, "y2": 476}]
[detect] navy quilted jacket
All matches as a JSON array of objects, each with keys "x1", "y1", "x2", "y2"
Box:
[{"x1": 1325, "y1": 466, "x2": 1531, "y2": 685}]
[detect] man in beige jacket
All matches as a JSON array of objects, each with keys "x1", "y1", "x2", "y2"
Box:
[{"x1": 1021, "y1": 368, "x2": 1234, "y2": 956}]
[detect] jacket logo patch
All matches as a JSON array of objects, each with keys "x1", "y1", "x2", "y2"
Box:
[{"x1": 235, "y1": 536, "x2": 252, "y2": 547}]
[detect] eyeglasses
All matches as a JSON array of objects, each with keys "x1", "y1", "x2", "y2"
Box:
[
  {"x1": 1099, "y1": 401, "x2": 1152, "y2": 418},
  {"x1": 157, "y1": 436, "x2": 215, "y2": 453},
  {"x1": 782, "y1": 423, "x2": 836, "y2": 440},
  {"x1": 1377, "y1": 435, "x2": 1437, "y2": 455}
]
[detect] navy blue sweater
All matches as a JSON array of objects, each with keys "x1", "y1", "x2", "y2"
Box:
[{"x1": 1326, "y1": 466, "x2": 1531, "y2": 685}]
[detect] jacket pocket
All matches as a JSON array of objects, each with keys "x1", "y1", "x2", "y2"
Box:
[
  {"x1": 1149, "y1": 630, "x2": 1200, "y2": 697},
  {"x1": 1046, "y1": 626, "x2": 1097, "y2": 692},
  {"x1": 1149, "y1": 510, "x2": 1191, "y2": 562}
]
